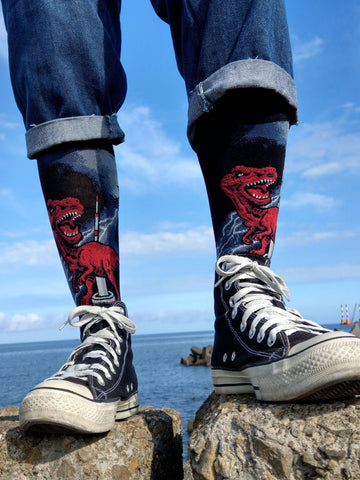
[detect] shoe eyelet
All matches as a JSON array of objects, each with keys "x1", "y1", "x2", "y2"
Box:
[
  {"x1": 240, "y1": 322, "x2": 246, "y2": 332},
  {"x1": 231, "y1": 309, "x2": 237, "y2": 319},
  {"x1": 257, "y1": 333, "x2": 264, "y2": 343},
  {"x1": 225, "y1": 282, "x2": 231, "y2": 291},
  {"x1": 249, "y1": 329, "x2": 255, "y2": 339},
  {"x1": 229, "y1": 297, "x2": 234, "y2": 307},
  {"x1": 267, "y1": 336, "x2": 275, "y2": 347}
]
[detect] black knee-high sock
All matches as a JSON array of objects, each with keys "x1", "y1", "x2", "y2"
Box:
[
  {"x1": 37, "y1": 144, "x2": 120, "y2": 306},
  {"x1": 193, "y1": 92, "x2": 290, "y2": 265}
]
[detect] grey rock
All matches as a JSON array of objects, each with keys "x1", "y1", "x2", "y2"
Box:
[
  {"x1": 0, "y1": 405, "x2": 183, "y2": 480},
  {"x1": 3, "y1": 392, "x2": 360, "y2": 480},
  {"x1": 188, "y1": 392, "x2": 360, "y2": 480}
]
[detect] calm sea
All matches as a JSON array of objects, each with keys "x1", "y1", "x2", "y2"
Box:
[{"x1": 0, "y1": 324, "x2": 354, "y2": 454}]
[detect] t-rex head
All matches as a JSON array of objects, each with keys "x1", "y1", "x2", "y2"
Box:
[
  {"x1": 221, "y1": 165, "x2": 278, "y2": 207},
  {"x1": 47, "y1": 197, "x2": 84, "y2": 245}
]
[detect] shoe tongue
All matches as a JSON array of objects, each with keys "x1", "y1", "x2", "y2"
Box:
[
  {"x1": 79, "y1": 300, "x2": 128, "y2": 342},
  {"x1": 238, "y1": 253, "x2": 269, "y2": 266},
  {"x1": 80, "y1": 319, "x2": 107, "y2": 341},
  {"x1": 287, "y1": 328, "x2": 320, "y2": 346},
  {"x1": 236, "y1": 277, "x2": 284, "y2": 303}
]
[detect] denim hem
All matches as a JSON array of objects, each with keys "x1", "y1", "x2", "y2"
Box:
[
  {"x1": 26, "y1": 114, "x2": 125, "y2": 159},
  {"x1": 187, "y1": 59, "x2": 298, "y2": 146}
]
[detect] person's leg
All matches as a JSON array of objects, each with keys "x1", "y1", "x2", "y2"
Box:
[
  {"x1": 2, "y1": 0, "x2": 138, "y2": 432},
  {"x1": 151, "y1": 0, "x2": 296, "y2": 264},
  {"x1": 37, "y1": 145, "x2": 122, "y2": 307},
  {"x1": 152, "y1": 0, "x2": 360, "y2": 401}
]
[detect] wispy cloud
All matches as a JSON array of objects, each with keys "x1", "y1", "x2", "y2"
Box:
[
  {"x1": 279, "y1": 262, "x2": 360, "y2": 284},
  {"x1": 0, "y1": 225, "x2": 214, "y2": 270},
  {"x1": 157, "y1": 221, "x2": 194, "y2": 231},
  {"x1": 0, "y1": 187, "x2": 31, "y2": 216},
  {"x1": 0, "y1": 113, "x2": 20, "y2": 130},
  {"x1": 0, "y1": 11, "x2": 7, "y2": 60},
  {"x1": 288, "y1": 116, "x2": 360, "y2": 178},
  {"x1": 120, "y1": 225, "x2": 214, "y2": 256},
  {"x1": 0, "y1": 306, "x2": 213, "y2": 334},
  {"x1": 277, "y1": 227, "x2": 359, "y2": 247},
  {"x1": 292, "y1": 35, "x2": 324, "y2": 63},
  {"x1": 0, "y1": 239, "x2": 58, "y2": 268},
  {"x1": 281, "y1": 192, "x2": 336, "y2": 210},
  {"x1": 0, "y1": 311, "x2": 43, "y2": 332},
  {"x1": 0, "y1": 310, "x2": 69, "y2": 333},
  {"x1": 115, "y1": 106, "x2": 201, "y2": 192}
]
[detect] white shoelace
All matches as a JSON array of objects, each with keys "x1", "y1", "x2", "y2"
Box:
[
  {"x1": 49, "y1": 305, "x2": 136, "y2": 386},
  {"x1": 215, "y1": 255, "x2": 327, "y2": 347}
]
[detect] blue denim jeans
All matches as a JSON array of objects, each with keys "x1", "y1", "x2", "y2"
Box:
[{"x1": 1, "y1": 0, "x2": 297, "y2": 158}]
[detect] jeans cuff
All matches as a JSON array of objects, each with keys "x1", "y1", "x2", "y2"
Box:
[
  {"x1": 26, "y1": 114, "x2": 125, "y2": 159},
  {"x1": 187, "y1": 59, "x2": 298, "y2": 146}
]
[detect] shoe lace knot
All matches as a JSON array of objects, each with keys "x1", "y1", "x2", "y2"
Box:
[
  {"x1": 50, "y1": 305, "x2": 136, "y2": 386},
  {"x1": 215, "y1": 255, "x2": 326, "y2": 347}
]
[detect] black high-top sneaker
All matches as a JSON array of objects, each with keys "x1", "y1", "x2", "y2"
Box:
[
  {"x1": 212, "y1": 255, "x2": 360, "y2": 401},
  {"x1": 19, "y1": 301, "x2": 139, "y2": 433}
]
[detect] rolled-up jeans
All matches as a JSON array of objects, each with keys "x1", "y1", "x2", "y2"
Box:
[{"x1": 1, "y1": 0, "x2": 297, "y2": 159}]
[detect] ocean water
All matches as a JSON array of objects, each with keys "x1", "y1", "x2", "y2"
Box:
[{"x1": 0, "y1": 324, "x2": 355, "y2": 453}]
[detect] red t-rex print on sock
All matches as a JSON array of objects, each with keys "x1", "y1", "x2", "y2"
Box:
[
  {"x1": 47, "y1": 197, "x2": 120, "y2": 304},
  {"x1": 220, "y1": 165, "x2": 279, "y2": 256}
]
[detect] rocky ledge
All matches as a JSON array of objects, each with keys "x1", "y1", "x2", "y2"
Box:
[
  {"x1": 0, "y1": 406, "x2": 183, "y2": 480},
  {"x1": 187, "y1": 392, "x2": 360, "y2": 480},
  {"x1": 2, "y1": 393, "x2": 360, "y2": 480}
]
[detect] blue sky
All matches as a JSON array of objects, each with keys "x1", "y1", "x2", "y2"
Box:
[{"x1": 0, "y1": 1, "x2": 360, "y2": 343}]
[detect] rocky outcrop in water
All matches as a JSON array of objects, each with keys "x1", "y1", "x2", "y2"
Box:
[{"x1": 181, "y1": 345, "x2": 213, "y2": 367}]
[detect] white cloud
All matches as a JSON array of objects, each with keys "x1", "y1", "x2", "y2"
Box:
[
  {"x1": 120, "y1": 225, "x2": 214, "y2": 256},
  {"x1": 292, "y1": 35, "x2": 324, "y2": 63},
  {"x1": 282, "y1": 192, "x2": 336, "y2": 210},
  {"x1": 277, "y1": 228, "x2": 359, "y2": 247},
  {"x1": 0, "y1": 309, "x2": 69, "y2": 333},
  {"x1": 278, "y1": 262, "x2": 360, "y2": 284},
  {"x1": 0, "y1": 113, "x2": 20, "y2": 130},
  {"x1": 288, "y1": 119, "x2": 360, "y2": 177},
  {"x1": 116, "y1": 106, "x2": 201, "y2": 192},
  {"x1": 0, "y1": 239, "x2": 58, "y2": 267},
  {"x1": 0, "y1": 225, "x2": 214, "y2": 270},
  {"x1": 157, "y1": 221, "x2": 193, "y2": 230},
  {"x1": 0, "y1": 311, "x2": 43, "y2": 332}
]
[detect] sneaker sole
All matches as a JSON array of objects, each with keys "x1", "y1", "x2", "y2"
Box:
[
  {"x1": 212, "y1": 332, "x2": 360, "y2": 401},
  {"x1": 19, "y1": 388, "x2": 139, "y2": 434}
]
